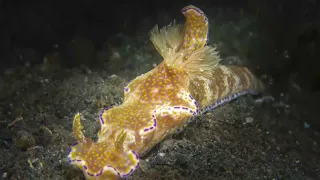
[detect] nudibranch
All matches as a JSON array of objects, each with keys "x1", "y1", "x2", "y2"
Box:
[{"x1": 67, "y1": 5, "x2": 264, "y2": 180}]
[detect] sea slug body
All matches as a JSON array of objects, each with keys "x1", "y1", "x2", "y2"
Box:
[{"x1": 68, "y1": 5, "x2": 264, "y2": 180}]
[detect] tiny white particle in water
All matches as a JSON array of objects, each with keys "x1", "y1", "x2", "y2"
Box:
[
  {"x1": 2, "y1": 173, "x2": 7, "y2": 178},
  {"x1": 245, "y1": 117, "x2": 254, "y2": 124}
]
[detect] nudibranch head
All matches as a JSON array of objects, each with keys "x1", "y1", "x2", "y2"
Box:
[{"x1": 68, "y1": 113, "x2": 139, "y2": 179}]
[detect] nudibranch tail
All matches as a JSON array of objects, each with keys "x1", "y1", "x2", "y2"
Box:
[
  {"x1": 189, "y1": 65, "x2": 264, "y2": 113},
  {"x1": 68, "y1": 114, "x2": 140, "y2": 179}
]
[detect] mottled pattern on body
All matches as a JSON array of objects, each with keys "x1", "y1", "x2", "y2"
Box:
[{"x1": 189, "y1": 65, "x2": 263, "y2": 111}]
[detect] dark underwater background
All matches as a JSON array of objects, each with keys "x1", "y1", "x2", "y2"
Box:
[{"x1": 0, "y1": 0, "x2": 319, "y2": 179}]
